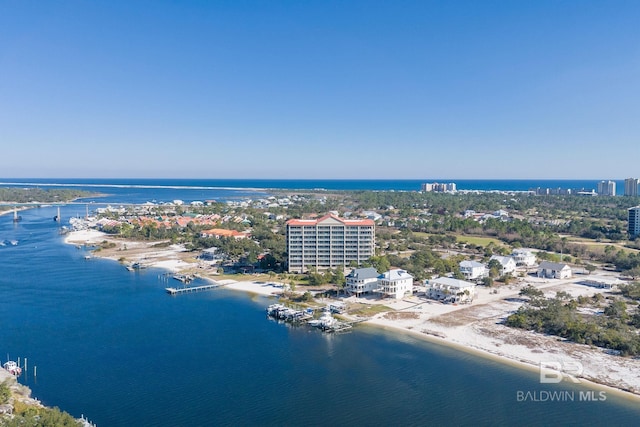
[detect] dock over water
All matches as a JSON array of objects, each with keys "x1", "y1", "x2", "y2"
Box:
[{"x1": 165, "y1": 282, "x2": 223, "y2": 295}]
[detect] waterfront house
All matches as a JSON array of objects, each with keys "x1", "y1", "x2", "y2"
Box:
[
  {"x1": 511, "y1": 249, "x2": 537, "y2": 267},
  {"x1": 489, "y1": 255, "x2": 517, "y2": 276},
  {"x1": 377, "y1": 269, "x2": 413, "y2": 300},
  {"x1": 459, "y1": 260, "x2": 488, "y2": 280},
  {"x1": 425, "y1": 277, "x2": 476, "y2": 303},
  {"x1": 345, "y1": 267, "x2": 380, "y2": 297},
  {"x1": 537, "y1": 261, "x2": 572, "y2": 279}
]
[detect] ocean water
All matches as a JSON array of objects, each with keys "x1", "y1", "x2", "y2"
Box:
[
  {"x1": 0, "y1": 177, "x2": 624, "y2": 196},
  {"x1": 0, "y1": 182, "x2": 639, "y2": 425}
]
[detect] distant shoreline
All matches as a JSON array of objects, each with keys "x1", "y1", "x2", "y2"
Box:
[{"x1": 2, "y1": 178, "x2": 632, "y2": 194}]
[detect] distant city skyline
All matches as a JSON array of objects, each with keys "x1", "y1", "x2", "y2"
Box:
[{"x1": 1, "y1": 1, "x2": 639, "y2": 179}]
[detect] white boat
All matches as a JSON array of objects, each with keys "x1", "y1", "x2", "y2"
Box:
[
  {"x1": 318, "y1": 310, "x2": 338, "y2": 329},
  {"x1": 3, "y1": 360, "x2": 22, "y2": 376}
]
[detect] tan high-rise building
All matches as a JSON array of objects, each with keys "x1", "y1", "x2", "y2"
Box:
[
  {"x1": 597, "y1": 180, "x2": 616, "y2": 196},
  {"x1": 286, "y1": 214, "x2": 375, "y2": 273},
  {"x1": 624, "y1": 178, "x2": 639, "y2": 197}
]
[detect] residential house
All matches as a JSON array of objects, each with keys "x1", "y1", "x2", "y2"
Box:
[
  {"x1": 511, "y1": 249, "x2": 537, "y2": 267},
  {"x1": 345, "y1": 267, "x2": 380, "y2": 297},
  {"x1": 425, "y1": 277, "x2": 476, "y2": 303},
  {"x1": 489, "y1": 255, "x2": 517, "y2": 276},
  {"x1": 459, "y1": 260, "x2": 488, "y2": 280},
  {"x1": 377, "y1": 269, "x2": 413, "y2": 300},
  {"x1": 537, "y1": 261, "x2": 572, "y2": 279}
]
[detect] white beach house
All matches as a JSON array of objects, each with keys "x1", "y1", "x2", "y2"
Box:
[
  {"x1": 537, "y1": 261, "x2": 572, "y2": 279},
  {"x1": 489, "y1": 255, "x2": 517, "y2": 276},
  {"x1": 345, "y1": 267, "x2": 380, "y2": 297},
  {"x1": 511, "y1": 249, "x2": 537, "y2": 267},
  {"x1": 459, "y1": 260, "x2": 488, "y2": 280},
  {"x1": 377, "y1": 269, "x2": 414, "y2": 300},
  {"x1": 425, "y1": 277, "x2": 476, "y2": 304}
]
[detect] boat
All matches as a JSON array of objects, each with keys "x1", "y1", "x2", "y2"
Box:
[
  {"x1": 318, "y1": 310, "x2": 338, "y2": 330},
  {"x1": 12, "y1": 209, "x2": 22, "y2": 222},
  {"x1": 3, "y1": 360, "x2": 22, "y2": 376},
  {"x1": 172, "y1": 274, "x2": 193, "y2": 284}
]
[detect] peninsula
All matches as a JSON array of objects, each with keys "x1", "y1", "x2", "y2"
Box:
[{"x1": 61, "y1": 187, "x2": 640, "y2": 401}]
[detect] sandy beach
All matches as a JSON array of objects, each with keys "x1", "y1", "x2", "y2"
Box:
[
  {"x1": 64, "y1": 229, "x2": 640, "y2": 400},
  {"x1": 361, "y1": 280, "x2": 640, "y2": 400}
]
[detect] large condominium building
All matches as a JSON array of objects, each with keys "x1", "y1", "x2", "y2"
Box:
[
  {"x1": 629, "y1": 206, "x2": 640, "y2": 239},
  {"x1": 286, "y1": 214, "x2": 375, "y2": 273},
  {"x1": 421, "y1": 182, "x2": 457, "y2": 193},
  {"x1": 597, "y1": 180, "x2": 616, "y2": 196},
  {"x1": 624, "y1": 178, "x2": 639, "y2": 197}
]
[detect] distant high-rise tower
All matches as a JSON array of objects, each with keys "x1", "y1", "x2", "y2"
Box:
[
  {"x1": 629, "y1": 206, "x2": 640, "y2": 239},
  {"x1": 597, "y1": 180, "x2": 616, "y2": 196},
  {"x1": 624, "y1": 178, "x2": 639, "y2": 197}
]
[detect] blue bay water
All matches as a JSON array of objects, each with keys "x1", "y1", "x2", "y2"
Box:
[{"x1": 0, "y1": 180, "x2": 639, "y2": 425}]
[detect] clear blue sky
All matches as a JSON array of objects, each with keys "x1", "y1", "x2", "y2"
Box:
[{"x1": 1, "y1": 0, "x2": 639, "y2": 179}]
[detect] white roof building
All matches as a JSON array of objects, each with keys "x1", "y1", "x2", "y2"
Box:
[
  {"x1": 459, "y1": 260, "x2": 488, "y2": 280},
  {"x1": 511, "y1": 249, "x2": 537, "y2": 267},
  {"x1": 489, "y1": 255, "x2": 517, "y2": 276},
  {"x1": 377, "y1": 269, "x2": 413, "y2": 300}
]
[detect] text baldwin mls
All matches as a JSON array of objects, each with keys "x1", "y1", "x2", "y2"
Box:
[{"x1": 517, "y1": 390, "x2": 607, "y2": 402}]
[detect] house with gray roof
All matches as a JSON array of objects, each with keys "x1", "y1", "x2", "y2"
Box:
[
  {"x1": 345, "y1": 267, "x2": 380, "y2": 297},
  {"x1": 537, "y1": 261, "x2": 572, "y2": 279},
  {"x1": 425, "y1": 277, "x2": 476, "y2": 303}
]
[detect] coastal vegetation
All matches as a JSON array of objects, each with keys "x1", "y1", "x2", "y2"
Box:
[
  {"x1": 506, "y1": 285, "x2": 640, "y2": 356},
  {"x1": 0, "y1": 379, "x2": 79, "y2": 426},
  {"x1": 0, "y1": 188, "x2": 93, "y2": 207}
]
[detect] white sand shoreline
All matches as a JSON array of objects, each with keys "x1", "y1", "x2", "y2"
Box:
[{"x1": 63, "y1": 229, "x2": 640, "y2": 401}]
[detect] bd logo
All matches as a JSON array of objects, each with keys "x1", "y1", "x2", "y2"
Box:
[{"x1": 539, "y1": 361, "x2": 583, "y2": 384}]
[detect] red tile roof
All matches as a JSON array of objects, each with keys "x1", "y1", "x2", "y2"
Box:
[{"x1": 287, "y1": 213, "x2": 374, "y2": 227}]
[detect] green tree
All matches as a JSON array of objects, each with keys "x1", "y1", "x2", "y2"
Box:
[{"x1": 369, "y1": 255, "x2": 391, "y2": 273}]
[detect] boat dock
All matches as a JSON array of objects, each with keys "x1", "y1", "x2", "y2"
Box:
[
  {"x1": 266, "y1": 304, "x2": 352, "y2": 332},
  {"x1": 165, "y1": 282, "x2": 223, "y2": 295}
]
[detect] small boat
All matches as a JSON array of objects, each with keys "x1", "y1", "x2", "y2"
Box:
[{"x1": 3, "y1": 360, "x2": 22, "y2": 376}]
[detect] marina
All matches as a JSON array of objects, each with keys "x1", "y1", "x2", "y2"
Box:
[{"x1": 266, "y1": 303, "x2": 353, "y2": 332}]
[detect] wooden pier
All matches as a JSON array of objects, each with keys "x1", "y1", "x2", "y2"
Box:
[{"x1": 165, "y1": 282, "x2": 223, "y2": 295}]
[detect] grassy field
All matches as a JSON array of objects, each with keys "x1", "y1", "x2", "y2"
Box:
[
  {"x1": 412, "y1": 231, "x2": 506, "y2": 248},
  {"x1": 454, "y1": 235, "x2": 506, "y2": 247}
]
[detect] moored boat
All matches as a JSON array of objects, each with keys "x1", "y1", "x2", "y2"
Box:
[{"x1": 3, "y1": 360, "x2": 22, "y2": 376}]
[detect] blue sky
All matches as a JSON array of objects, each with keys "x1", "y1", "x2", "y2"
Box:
[{"x1": 1, "y1": 0, "x2": 639, "y2": 179}]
